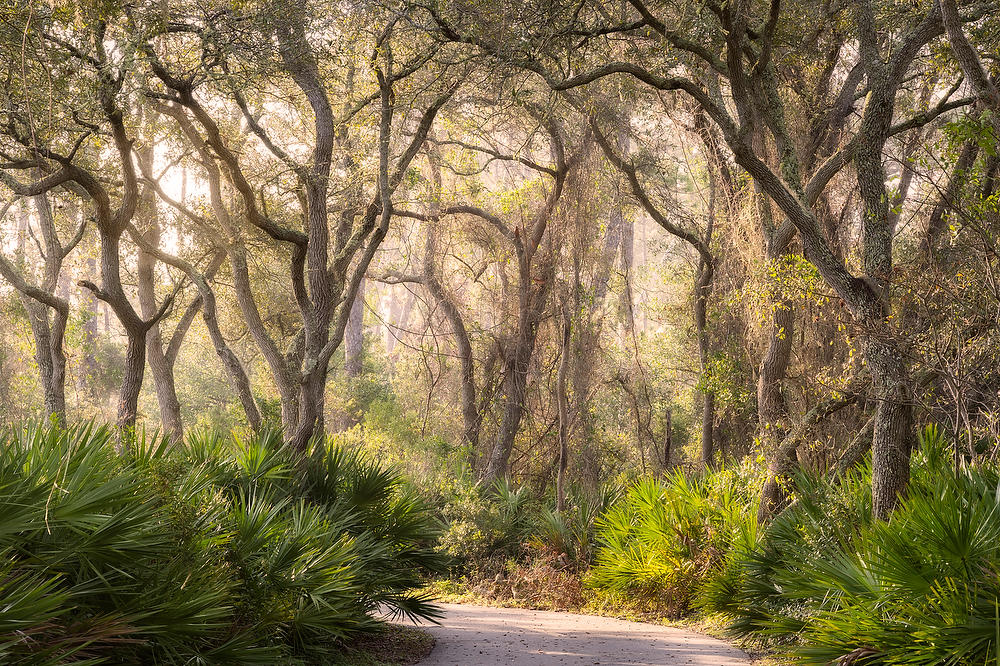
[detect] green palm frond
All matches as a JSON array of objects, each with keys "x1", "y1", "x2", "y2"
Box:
[{"x1": 0, "y1": 421, "x2": 442, "y2": 663}]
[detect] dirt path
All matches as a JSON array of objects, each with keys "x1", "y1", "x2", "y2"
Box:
[{"x1": 414, "y1": 603, "x2": 750, "y2": 665}]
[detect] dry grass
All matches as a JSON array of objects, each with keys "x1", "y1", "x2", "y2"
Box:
[{"x1": 320, "y1": 625, "x2": 435, "y2": 666}]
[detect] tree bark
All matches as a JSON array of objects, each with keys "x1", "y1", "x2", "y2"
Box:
[
  {"x1": 125, "y1": 222, "x2": 263, "y2": 433},
  {"x1": 757, "y1": 298, "x2": 794, "y2": 435},
  {"x1": 425, "y1": 147, "x2": 482, "y2": 454},
  {"x1": 556, "y1": 306, "x2": 571, "y2": 514},
  {"x1": 662, "y1": 407, "x2": 673, "y2": 468},
  {"x1": 483, "y1": 290, "x2": 549, "y2": 482},
  {"x1": 0, "y1": 194, "x2": 80, "y2": 423},
  {"x1": 82, "y1": 256, "x2": 101, "y2": 395},
  {"x1": 229, "y1": 247, "x2": 300, "y2": 432},
  {"x1": 695, "y1": 255, "x2": 716, "y2": 468},
  {"x1": 344, "y1": 277, "x2": 365, "y2": 377},
  {"x1": 924, "y1": 141, "x2": 978, "y2": 260},
  {"x1": 757, "y1": 393, "x2": 857, "y2": 524},
  {"x1": 118, "y1": 331, "x2": 146, "y2": 431},
  {"x1": 23, "y1": 300, "x2": 66, "y2": 420},
  {"x1": 477, "y1": 116, "x2": 570, "y2": 483},
  {"x1": 939, "y1": 0, "x2": 1000, "y2": 135}
]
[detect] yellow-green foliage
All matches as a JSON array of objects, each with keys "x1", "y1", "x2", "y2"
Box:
[{"x1": 588, "y1": 463, "x2": 763, "y2": 618}]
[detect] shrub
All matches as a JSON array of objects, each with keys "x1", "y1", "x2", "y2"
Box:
[
  {"x1": 529, "y1": 481, "x2": 625, "y2": 567},
  {"x1": 728, "y1": 425, "x2": 1000, "y2": 664},
  {"x1": 438, "y1": 478, "x2": 537, "y2": 571},
  {"x1": 0, "y1": 422, "x2": 442, "y2": 664},
  {"x1": 587, "y1": 463, "x2": 762, "y2": 618}
]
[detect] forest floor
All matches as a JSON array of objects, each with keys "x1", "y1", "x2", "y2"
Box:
[
  {"x1": 326, "y1": 624, "x2": 436, "y2": 665},
  {"x1": 410, "y1": 603, "x2": 750, "y2": 665}
]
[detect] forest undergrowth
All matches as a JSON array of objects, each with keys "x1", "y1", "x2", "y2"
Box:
[
  {"x1": 0, "y1": 421, "x2": 442, "y2": 665},
  {"x1": 430, "y1": 425, "x2": 1000, "y2": 665},
  {"x1": 4, "y1": 418, "x2": 1000, "y2": 665}
]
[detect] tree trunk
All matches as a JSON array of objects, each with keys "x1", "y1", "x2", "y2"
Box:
[
  {"x1": 344, "y1": 277, "x2": 365, "y2": 377},
  {"x1": 49, "y1": 306, "x2": 68, "y2": 422},
  {"x1": 82, "y1": 256, "x2": 101, "y2": 395},
  {"x1": 594, "y1": 121, "x2": 630, "y2": 304},
  {"x1": 387, "y1": 291, "x2": 416, "y2": 358},
  {"x1": 757, "y1": 295, "x2": 794, "y2": 434},
  {"x1": 700, "y1": 392, "x2": 716, "y2": 468},
  {"x1": 423, "y1": 272, "x2": 480, "y2": 452},
  {"x1": 694, "y1": 176, "x2": 716, "y2": 468},
  {"x1": 202, "y1": 285, "x2": 262, "y2": 432},
  {"x1": 229, "y1": 247, "x2": 299, "y2": 432},
  {"x1": 24, "y1": 301, "x2": 65, "y2": 421},
  {"x1": 556, "y1": 307, "x2": 571, "y2": 514},
  {"x1": 864, "y1": 334, "x2": 915, "y2": 518},
  {"x1": 127, "y1": 227, "x2": 263, "y2": 434},
  {"x1": 136, "y1": 144, "x2": 185, "y2": 440},
  {"x1": 137, "y1": 239, "x2": 184, "y2": 440},
  {"x1": 924, "y1": 141, "x2": 978, "y2": 261},
  {"x1": 620, "y1": 201, "x2": 635, "y2": 330},
  {"x1": 421, "y1": 151, "x2": 482, "y2": 454},
  {"x1": 481, "y1": 232, "x2": 555, "y2": 482},
  {"x1": 757, "y1": 393, "x2": 857, "y2": 524},
  {"x1": 483, "y1": 337, "x2": 535, "y2": 482},
  {"x1": 662, "y1": 407, "x2": 673, "y2": 468},
  {"x1": 695, "y1": 258, "x2": 715, "y2": 467},
  {"x1": 118, "y1": 332, "x2": 146, "y2": 431},
  {"x1": 831, "y1": 414, "x2": 877, "y2": 479},
  {"x1": 2, "y1": 196, "x2": 75, "y2": 424}
]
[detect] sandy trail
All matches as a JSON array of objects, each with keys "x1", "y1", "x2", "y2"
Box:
[{"x1": 414, "y1": 603, "x2": 750, "y2": 665}]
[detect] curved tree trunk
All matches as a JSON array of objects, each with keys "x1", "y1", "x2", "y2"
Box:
[
  {"x1": 481, "y1": 249, "x2": 554, "y2": 482},
  {"x1": 137, "y1": 240, "x2": 184, "y2": 440},
  {"x1": 202, "y1": 291, "x2": 262, "y2": 432},
  {"x1": 126, "y1": 223, "x2": 263, "y2": 434},
  {"x1": 1, "y1": 195, "x2": 81, "y2": 424},
  {"x1": 482, "y1": 332, "x2": 538, "y2": 483},
  {"x1": 229, "y1": 247, "x2": 300, "y2": 432},
  {"x1": 757, "y1": 296, "x2": 794, "y2": 436},
  {"x1": 423, "y1": 269, "x2": 481, "y2": 453},
  {"x1": 757, "y1": 393, "x2": 858, "y2": 523},
  {"x1": 756, "y1": 284, "x2": 795, "y2": 508},
  {"x1": 24, "y1": 301, "x2": 66, "y2": 421},
  {"x1": 202, "y1": 289, "x2": 262, "y2": 432},
  {"x1": 695, "y1": 266, "x2": 717, "y2": 468},
  {"x1": 118, "y1": 332, "x2": 147, "y2": 431},
  {"x1": 423, "y1": 149, "x2": 482, "y2": 454},
  {"x1": 136, "y1": 140, "x2": 185, "y2": 440}
]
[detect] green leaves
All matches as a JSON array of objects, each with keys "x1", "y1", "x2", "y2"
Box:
[
  {"x1": 727, "y1": 427, "x2": 1000, "y2": 664},
  {"x1": 0, "y1": 422, "x2": 442, "y2": 664},
  {"x1": 946, "y1": 113, "x2": 999, "y2": 158},
  {"x1": 588, "y1": 465, "x2": 762, "y2": 618}
]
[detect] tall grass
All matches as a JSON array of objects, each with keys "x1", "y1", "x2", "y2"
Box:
[{"x1": 0, "y1": 422, "x2": 442, "y2": 664}]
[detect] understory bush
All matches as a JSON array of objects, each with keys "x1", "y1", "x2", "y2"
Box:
[
  {"x1": 435, "y1": 478, "x2": 620, "y2": 610},
  {"x1": 587, "y1": 462, "x2": 762, "y2": 618},
  {"x1": 581, "y1": 425, "x2": 1000, "y2": 663},
  {"x1": 724, "y1": 425, "x2": 1000, "y2": 664},
  {"x1": 0, "y1": 422, "x2": 442, "y2": 664},
  {"x1": 438, "y1": 478, "x2": 537, "y2": 572}
]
